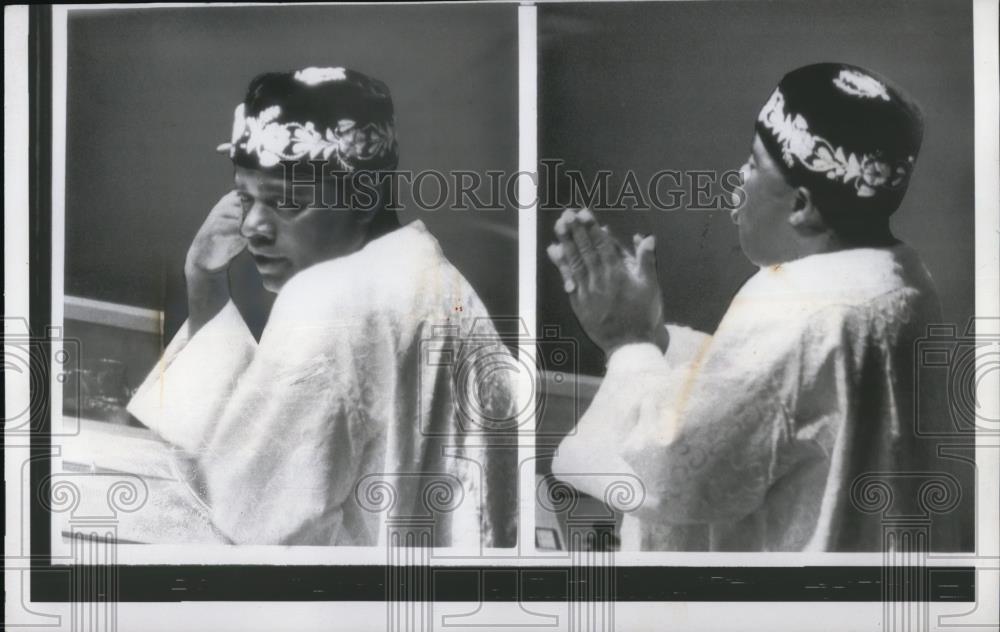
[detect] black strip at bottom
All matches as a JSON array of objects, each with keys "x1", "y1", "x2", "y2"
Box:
[{"x1": 31, "y1": 565, "x2": 974, "y2": 602}]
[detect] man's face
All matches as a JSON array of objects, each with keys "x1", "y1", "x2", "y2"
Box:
[
  {"x1": 234, "y1": 166, "x2": 369, "y2": 292},
  {"x1": 731, "y1": 134, "x2": 800, "y2": 267}
]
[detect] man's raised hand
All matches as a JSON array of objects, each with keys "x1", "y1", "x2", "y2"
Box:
[
  {"x1": 184, "y1": 190, "x2": 247, "y2": 335},
  {"x1": 547, "y1": 208, "x2": 668, "y2": 356},
  {"x1": 185, "y1": 190, "x2": 247, "y2": 276}
]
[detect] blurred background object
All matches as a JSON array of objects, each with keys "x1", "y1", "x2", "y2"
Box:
[{"x1": 63, "y1": 296, "x2": 159, "y2": 426}]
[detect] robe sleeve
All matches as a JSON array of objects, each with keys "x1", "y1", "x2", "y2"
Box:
[
  {"x1": 126, "y1": 300, "x2": 257, "y2": 454},
  {"x1": 550, "y1": 324, "x2": 710, "y2": 500},
  {"x1": 197, "y1": 291, "x2": 393, "y2": 544},
  {"x1": 555, "y1": 312, "x2": 843, "y2": 526}
]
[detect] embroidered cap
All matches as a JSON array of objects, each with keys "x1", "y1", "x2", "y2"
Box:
[
  {"x1": 217, "y1": 66, "x2": 399, "y2": 173},
  {"x1": 755, "y1": 63, "x2": 923, "y2": 216}
]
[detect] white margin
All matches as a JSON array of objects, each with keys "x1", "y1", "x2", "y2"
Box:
[
  {"x1": 517, "y1": 1, "x2": 540, "y2": 560},
  {"x1": 970, "y1": 0, "x2": 1000, "y2": 628},
  {"x1": 4, "y1": 5, "x2": 36, "y2": 630}
]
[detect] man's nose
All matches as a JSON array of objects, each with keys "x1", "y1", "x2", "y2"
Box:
[
  {"x1": 730, "y1": 165, "x2": 749, "y2": 224},
  {"x1": 239, "y1": 200, "x2": 276, "y2": 241}
]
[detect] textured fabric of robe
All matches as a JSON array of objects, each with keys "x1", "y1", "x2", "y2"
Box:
[
  {"x1": 128, "y1": 221, "x2": 517, "y2": 547},
  {"x1": 552, "y1": 243, "x2": 972, "y2": 552}
]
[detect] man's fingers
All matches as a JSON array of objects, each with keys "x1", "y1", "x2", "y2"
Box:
[
  {"x1": 636, "y1": 234, "x2": 658, "y2": 280},
  {"x1": 567, "y1": 209, "x2": 600, "y2": 276},
  {"x1": 211, "y1": 190, "x2": 245, "y2": 220},
  {"x1": 199, "y1": 234, "x2": 247, "y2": 272},
  {"x1": 575, "y1": 207, "x2": 596, "y2": 226},
  {"x1": 585, "y1": 216, "x2": 621, "y2": 266},
  {"x1": 604, "y1": 227, "x2": 627, "y2": 259},
  {"x1": 546, "y1": 243, "x2": 577, "y2": 293},
  {"x1": 555, "y1": 210, "x2": 588, "y2": 287}
]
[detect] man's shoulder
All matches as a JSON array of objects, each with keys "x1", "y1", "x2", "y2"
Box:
[
  {"x1": 719, "y1": 244, "x2": 941, "y2": 359},
  {"x1": 808, "y1": 243, "x2": 942, "y2": 334},
  {"x1": 741, "y1": 244, "x2": 937, "y2": 313},
  {"x1": 272, "y1": 222, "x2": 482, "y2": 325}
]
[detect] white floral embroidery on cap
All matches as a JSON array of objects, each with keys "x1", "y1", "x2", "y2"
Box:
[
  {"x1": 215, "y1": 102, "x2": 247, "y2": 155},
  {"x1": 218, "y1": 103, "x2": 396, "y2": 170},
  {"x1": 243, "y1": 105, "x2": 288, "y2": 168},
  {"x1": 758, "y1": 88, "x2": 913, "y2": 198},
  {"x1": 293, "y1": 66, "x2": 348, "y2": 86},
  {"x1": 832, "y1": 69, "x2": 890, "y2": 101}
]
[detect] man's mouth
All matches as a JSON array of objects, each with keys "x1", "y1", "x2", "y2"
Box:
[
  {"x1": 730, "y1": 204, "x2": 741, "y2": 224},
  {"x1": 250, "y1": 253, "x2": 289, "y2": 271}
]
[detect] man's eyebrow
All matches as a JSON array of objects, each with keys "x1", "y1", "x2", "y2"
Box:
[
  {"x1": 244, "y1": 183, "x2": 291, "y2": 202},
  {"x1": 282, "y1": 184, "x2": 329, "y2": 202},
  {"x1": 259, "y1": 179, "x2": 297, "y2": 194}
]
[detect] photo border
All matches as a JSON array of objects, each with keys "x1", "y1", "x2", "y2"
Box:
[{"x1": 18, "y1": 1, "x2": 994, "y2": 608}]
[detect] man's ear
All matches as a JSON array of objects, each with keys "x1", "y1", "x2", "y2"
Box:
[
  {"x1": 350, "y1": 172, "x2": 386, "y2": 226},
  {"x1": 788, "y1": 186, "x2": 827, "y2": 234}
]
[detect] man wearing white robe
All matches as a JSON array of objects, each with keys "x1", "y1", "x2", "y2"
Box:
[
  {"x1": 548, "y1": 63, "x2": 971, "y2": 552},
  {"x1": 127, "y1": 67, "x2": 517, "y2": 547}
]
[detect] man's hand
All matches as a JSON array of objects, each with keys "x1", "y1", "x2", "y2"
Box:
[
  {"x1": 185, "y1": 190, "x2": 247, "y2": 276},
  {"x1": 546, "y1": 208, "x2": 669, "y2": 356},
  {"x1": 184, "y1": 191, "x2": 247, "y2": 334}
]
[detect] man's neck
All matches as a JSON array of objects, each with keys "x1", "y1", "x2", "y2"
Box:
[
  {"x1": 824, "y1": 229, "x2": 899, "y2": 253},
  {"x1": 764, "y1": 229, "x2": 898, "y2": 269}
]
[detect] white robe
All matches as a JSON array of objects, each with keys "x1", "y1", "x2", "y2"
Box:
[
  {"x1": 128, "y1": 221, "x2": 517, "y2": 546},
  {"x1": 552, "y1": 243, "x2": 971, "y2": 551}
]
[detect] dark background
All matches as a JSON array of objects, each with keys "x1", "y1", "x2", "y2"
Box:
[
  {"x1": 537, "y1": 0, "x2": 975, "y2": 377},
  {"x1": 65, "y1": 5, "x2": 518, "y2": 339}
]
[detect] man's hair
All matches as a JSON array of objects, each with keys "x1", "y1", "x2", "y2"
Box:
[{"x1": 794, "y1": 173, "x2": 896, "y2": 247}]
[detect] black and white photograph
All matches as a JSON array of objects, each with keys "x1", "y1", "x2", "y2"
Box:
[
  {"x1": 51, "y1": 4, "x2": 521, "y2": 552},
  {"x1": 4, "y1": 1, "x2": 999, "y2": 630},
  {"x1": 535, "y1": 0, "x2": 979, "y2": 554}
]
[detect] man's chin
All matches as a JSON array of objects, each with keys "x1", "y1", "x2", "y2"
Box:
[
  {"x1": 258, "y1": 273, "x2": 288, "y2": 294},
  {"x1": 737, "y1": 231, "x2": 770, "y2": 268},
  {"x1": 736, "y1": 235, "x2": 756, "y2": 266}
]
